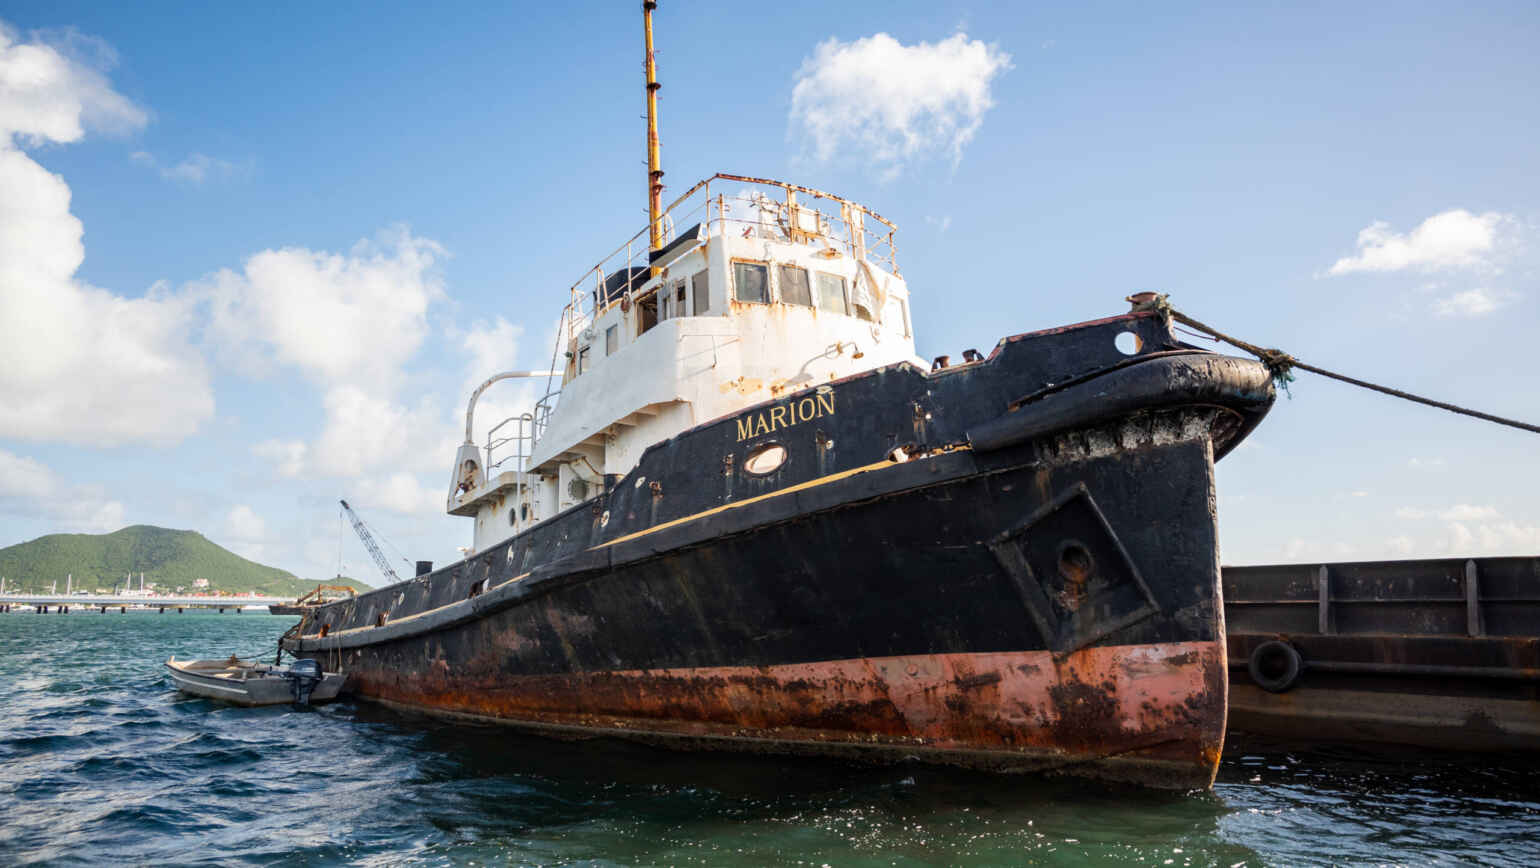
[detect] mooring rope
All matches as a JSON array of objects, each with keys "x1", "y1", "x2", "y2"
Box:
[{"x1": 1131, "y1": 294, "x2": 1540, "y2": 436}]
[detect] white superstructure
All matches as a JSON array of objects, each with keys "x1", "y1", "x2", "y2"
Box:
[{"x1": 447, "y1": 175, "x2": 922, "y2": 554}]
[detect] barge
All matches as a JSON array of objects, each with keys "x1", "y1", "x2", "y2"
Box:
[
  {"x1": 283, "y1": 3, "x2": 1277, "y2": 789},
  {"x1": 1224, "y1": 555, "x2": 1540, "y2": 750}
]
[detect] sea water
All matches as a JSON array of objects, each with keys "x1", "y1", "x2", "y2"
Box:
[{"x1": 1, "y1": 613, "x2": 1535, "y2": 866}]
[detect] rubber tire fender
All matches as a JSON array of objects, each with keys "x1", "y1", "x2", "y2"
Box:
[{"x1": 1248, "y1": 639, "x2": 1303, "y2": 693}]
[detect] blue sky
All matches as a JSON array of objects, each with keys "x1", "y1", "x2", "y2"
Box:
[{"x1": 1, "y1": 2, "x2": 1537, "y2": 584}]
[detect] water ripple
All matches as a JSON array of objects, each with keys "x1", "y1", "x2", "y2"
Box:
[{"x1": 2, "y1": 613, "x2": 1537, "y2": 866}]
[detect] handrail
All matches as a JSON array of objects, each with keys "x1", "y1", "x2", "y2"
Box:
[
  {"x1": 462, "y1": 370, "x2": 560, "y2": 444},
  {"x1": 526, "y1": 172, "x2": 902, "y2": 460}
]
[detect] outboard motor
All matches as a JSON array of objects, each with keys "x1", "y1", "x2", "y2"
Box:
[{"x1": 283, "y1": 658, "x2": 324, "y2": 706}]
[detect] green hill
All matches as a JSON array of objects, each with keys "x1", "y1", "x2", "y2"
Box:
[{"x1": 0, "y1": 525, "x2": 372, "y2": 598}]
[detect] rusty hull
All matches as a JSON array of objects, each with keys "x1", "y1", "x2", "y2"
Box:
[{"x1": 354, "y1": 642, "x2": 1226, "y2": 789}]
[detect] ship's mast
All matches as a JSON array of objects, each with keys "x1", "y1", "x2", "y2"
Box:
[{"x1": 644, "y1": 1, "x2": 664, "y2": 253}]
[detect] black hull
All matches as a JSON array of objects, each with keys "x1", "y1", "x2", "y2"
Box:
[{"x1": 288, "y1": 311, "x2": 1274, "y2": 788}]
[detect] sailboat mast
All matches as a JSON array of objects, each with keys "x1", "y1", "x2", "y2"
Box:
[{"x1": 644, "y1": 1, "x2": 664, "y2": 252}]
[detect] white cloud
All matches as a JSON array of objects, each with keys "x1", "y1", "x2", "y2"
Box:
[
  {"x1": 0, "y1": 24, "x2": 214, "y2": 447},
  {"x1": 1394, "y1": 504, "x2": 1500, "y2": 521},
  {"x1": 252, "y1": 439, "x2": 308, "y2": 478},
  {"x1": 132, "y1": 150, "x2": 239, "y2": 184},
  {"x1": 224, "y1": 504, "x2": 267, "y2": 540},
  {"x1": 455, "y1": 316, "x2": 538, "y2": 452},
  {"x1": 925, "y1": 215, "x2": 953, "y2": 233},
  {"x1": 1388, "y1": 503, "x2": 1538, "y2": 557},
  {"x1": 1408, "y1": 457, "x2": 1447, "y2": 469},
  {"x1": 352, "y1": 471, "x2": 440, "y2": 516},
  {"x1": 789, "y1": 32, "x2": 1010, "y2": 177},
  {"x1": 1328, "y1": 209, "x2": 1509, "y2": 275},
  {"x1": 219, "y1": 504, "x2": 270, "y2": 561},
  {"x1": 460, "y1": 317, "x2": 523, "y2": 389},
  {"x1": 0, "y1": 449, "x2": 53, "y2": 499},
  {"x1": 309, "y1": 385, "x2": 451, "y2": 478},
  {"x1": 1282, "y1": 537, "x2": 1357, "y2": 561},
  {"x1": 202, "y1": 227, "x2": 444, "y2": 386},
  {"x1": 186, "y1": 223, "x2": 471, "y2": 532},
  {"x1": 1431, "y1": 287, "x2": 1517, "y2": 318},
  {"x1": 0, "y1": 447, "x2": 124, "y2": 532},
  {"x1": 0, "y1": 23, "x2": 147, "y2": 146},
  {"x1": 1439, "y1": 504, "x2": 1500, "y2": 521}
]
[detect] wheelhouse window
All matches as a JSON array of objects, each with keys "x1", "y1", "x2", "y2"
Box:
[
  {"x1": 659, "y1": 279, "x2": 683, "y2": 320},
  {"x1": 733, "y1": 261, "x2": 769, "y2": 304},
  {"x1": 815, "y1": 272, "x2": 848, "y2": 316},
  {"x1": 692, "y1": 270, "x2": 709, "y2": 315},
  {"x1": 636, "y1": 290, "x2": 658, "y2": 335},
  {"x1": 779, "y1": 265, "x2": 812, "y2": 307},
  {"x1": 605, "y1": 325, "x2": 618, "y2": 355},
  {"x1": 576, "y1": 345, "x2": 591, "y2": 374}
]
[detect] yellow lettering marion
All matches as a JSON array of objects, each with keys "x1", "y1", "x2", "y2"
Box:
[{"x1": 735, "y1": 393, "x2": 838, "y2": 441}]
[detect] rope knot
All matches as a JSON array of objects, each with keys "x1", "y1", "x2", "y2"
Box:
[{"x1": 1258, "y1": 349, "x2": 1296, "y2": 396}]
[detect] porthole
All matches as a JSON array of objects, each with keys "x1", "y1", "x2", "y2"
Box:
[
  {"x1": 743, "y1": 443, "x2": 788, "y2": 476},
  {"x1": 1114, "y1": 331, "x2": 1141, "y2": 356}
]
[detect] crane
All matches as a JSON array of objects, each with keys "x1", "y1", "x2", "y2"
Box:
[{"x1": 339, "y1": 499, "x2": 405, "y2": 584}]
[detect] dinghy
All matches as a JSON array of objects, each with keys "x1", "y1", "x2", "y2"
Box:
[{"x1": 165, "y1": 656, "x2": 344, "y2": 706}]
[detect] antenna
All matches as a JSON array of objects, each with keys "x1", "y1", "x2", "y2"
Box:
[{"x1": 644, "y1": 1, "x2": 664, "y2": 253}]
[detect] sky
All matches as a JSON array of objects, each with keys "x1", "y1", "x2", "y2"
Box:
[{"x1": 1, "y1": 1, "x2": 1537, "y2": 585}]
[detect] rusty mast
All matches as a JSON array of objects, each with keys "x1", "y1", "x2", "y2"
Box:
[{"x1": 644, "y1": 1, "x2": 664, "y2": 255}]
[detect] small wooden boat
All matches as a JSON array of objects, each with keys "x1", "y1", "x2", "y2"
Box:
[{"x1": 165, "y1": 656, "x2": 345, "y2": 706}]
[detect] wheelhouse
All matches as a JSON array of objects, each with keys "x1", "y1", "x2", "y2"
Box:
[{"x1": 448, "y1": 174, "x2": 920, "y2": 554}]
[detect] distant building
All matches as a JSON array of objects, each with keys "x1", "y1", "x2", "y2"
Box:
[{"x1": 193, "y1": 578, "x2": 209, "y2": 589}]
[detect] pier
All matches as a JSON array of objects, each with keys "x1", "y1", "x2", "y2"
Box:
[{"x1": 0, "y1": 593, "x2": 291, "y2": 613}]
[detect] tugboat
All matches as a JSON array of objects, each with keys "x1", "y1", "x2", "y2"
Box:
[{"x1": 285, "y1": 3, "x2": 1275, "y2": 789}]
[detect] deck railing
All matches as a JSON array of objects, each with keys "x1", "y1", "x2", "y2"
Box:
[{"x1": 530, "y1": 174, "x2": 899, "y2": 450}]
